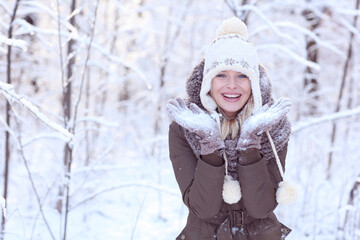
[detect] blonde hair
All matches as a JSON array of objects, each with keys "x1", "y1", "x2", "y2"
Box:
[{"x1": 220, "y1": 95, "x2": 254, "y2": 140}]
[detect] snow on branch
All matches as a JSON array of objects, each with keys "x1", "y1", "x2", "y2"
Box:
[
  {"x1": 256, "y1": 44, "x2": 320, "y2": 71},
  {"x1": 237, "y1": 4, "x2": 299, "y2": 45},
  {"x1": 292, "y1": 106, "x2": 360, "y2": 133},
  {"x1": 338, "y1": 17, "x2": 360, "y2": 40},
  {"x1": 334, "y1": 7, "x2": 360, "y2": 16},
  {"x1": 20, "y1": 1, "x2": 78, "y2": 34},
  {"x1": 253, "y1": 21, "x2": 345, "y2": 58},
  {"x1": 0, "y1": 34, "x2": 27, "y2": 51},
  {"x1": 0, "y1": 82, "x2": 74, "y2": 142}
]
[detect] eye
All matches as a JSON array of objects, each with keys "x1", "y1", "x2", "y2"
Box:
[
  {"x1": 215, "y1": 74, "x2": 227, "y2": 78},
  {"x1": 237, "y1": 74, "x2": 247, "y2": 78}
]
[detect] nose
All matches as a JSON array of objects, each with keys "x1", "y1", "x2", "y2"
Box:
[{"x1": 227, "y1": 76, "x2": 237, "y2": 89}]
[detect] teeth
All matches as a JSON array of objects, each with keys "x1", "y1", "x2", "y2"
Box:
[{"x1": 223, "y1": 94, "x2": 240, "y2": 98}]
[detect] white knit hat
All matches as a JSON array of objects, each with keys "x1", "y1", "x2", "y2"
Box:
[{"x1": 200, "y1": 17, "x2": 262, "y2": 113}]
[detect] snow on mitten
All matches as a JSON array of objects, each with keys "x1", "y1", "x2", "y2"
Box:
[
  {"x1": 167, "y1": 97, "x2": 224, "y2": 155},
  {"x1": 237, "y1": 98, "x2": 291, "y2": 151}
]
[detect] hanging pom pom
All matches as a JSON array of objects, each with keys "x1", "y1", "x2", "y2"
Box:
[
  {"x1": 222, "y1": 175, "x2": 242, "y2": 204},
  {"x1": 216, "y1": 17, "x2": 248, "y2": 40},
  {"x1": 276, "y1": 181, "x2": 298, "y2": 204}
]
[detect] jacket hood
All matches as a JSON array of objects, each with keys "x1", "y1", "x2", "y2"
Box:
[{"x1": 186, "y1": 60, "x2": 273, "y2": 109}]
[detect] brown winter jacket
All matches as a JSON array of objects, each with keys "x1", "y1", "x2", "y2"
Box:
[{"x1": 168, "y1": 121, "x2": 290, "y2": 240}]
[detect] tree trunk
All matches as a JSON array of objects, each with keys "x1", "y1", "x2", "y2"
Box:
[
  {"x1": 56, "y1": 1, "x2": 77, "y2": 239},
  {"x1": 342, "y1": 175, "x2": 360, "y2": 240},
  {"x1": 302, "y1": 8, "x2": 320, "y2": 117},
  {"x1": 2, "y1": 0, "x2": 21, "y2": 238},
  {"x1": 118, "y1": 0, "x2": 145, "y2": 105},
  {"x1": 327, "y1": 0, "x2": 359, "y2": 179}
]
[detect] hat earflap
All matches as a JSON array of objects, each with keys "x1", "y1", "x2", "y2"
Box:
[{"x1": 266, "y1": 132, "x2": 298, "y2": 204}]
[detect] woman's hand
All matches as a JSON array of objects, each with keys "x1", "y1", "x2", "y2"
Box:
[
  {"x1": 167, "y1": 97, "x2": 224, "y2": 155},
  {"x1": 237, "y1": 97, "x2": 291, "y2": 151}
]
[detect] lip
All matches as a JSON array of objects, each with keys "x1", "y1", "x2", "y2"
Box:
[{"x1": 222, "y1": 93, "x2": 241, "y2": 102}]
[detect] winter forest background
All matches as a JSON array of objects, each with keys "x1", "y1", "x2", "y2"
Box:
[{"x1": 0, "y1": 0, "x2": 360, "y2": 239}]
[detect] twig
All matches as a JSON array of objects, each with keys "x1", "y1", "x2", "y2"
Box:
[
  {"x1": 30, "y1": 178, "x2": 58, "y2": 240},
  {"x1": 292, "y1": 106, "x2": 360, "y2": 134},
  {"x1": 70, "y1": 183, "x2": 179, "y2": 211},
  {"x1": 8, "y1": 104, "x2": 56, "y2": 240},
  {"x1": 56, "y1": 0, "x2": 65, "y2": 98},
  {"x1": 130, "y1": 194, "x2": 147, "y2": 240},
  {"x1": 72, "y1": 0, "x2": 100, "y2": 133}
]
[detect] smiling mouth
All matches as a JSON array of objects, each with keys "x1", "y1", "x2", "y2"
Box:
[{"x1": 222, "y1": 93, "x2": 241, "y2": 100}]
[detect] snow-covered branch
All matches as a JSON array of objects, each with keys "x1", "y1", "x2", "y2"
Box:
[
  {"x1": 238, "y1": 4, "x2": 300, "y2": 45},
  {"x1": 0, "y1": 82, "x2": 74, "y2": 142},
  {"x1": 336, "y1": 8, "x2": 360, "y2": 16},
  {"x1": 0, "y1": 33, "x2": 27, "y2": 51},
  {"x1": 292, "y1": 106, "x2": 360, "y2": 133},
  {"x1": 256, "y1": 44, "x2": 321, "y2": 71},
  {"x1": 252, "y1": 21, "x2": 345, "y2": 57}
]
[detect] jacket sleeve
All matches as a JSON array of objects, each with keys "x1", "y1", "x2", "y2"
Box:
[
  {"x1": 237, "y1": 144, "x2": 288, "y2": 219},
  {"x1": 168, "y1": 121, "x2": 225, "y2": 219}
]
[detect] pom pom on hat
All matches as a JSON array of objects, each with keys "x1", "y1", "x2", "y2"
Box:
[
  {"x1": 216, "y1": 17, "x2": 248, "y2": 40},
  {"x1": 222, "y1": 175, "x2": 241, "y2": 204},
  {"x1": 276, "y1": 180, "x2": 298, "y2": 204}
]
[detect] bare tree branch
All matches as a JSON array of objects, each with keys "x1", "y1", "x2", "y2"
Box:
[
  {"x1": 69, "y1": 183, "x2": 179, "y2": 211},
  {"x1": 292, "y1": 106, "x2": 360, "y2": 133},
  {"x1": 7, "y1": 104, "x2": 56, "y2": 240}
]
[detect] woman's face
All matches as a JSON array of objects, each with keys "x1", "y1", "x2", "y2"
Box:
[{"x1": 210, "y1": 70, "x2": 251, "y2": 118}]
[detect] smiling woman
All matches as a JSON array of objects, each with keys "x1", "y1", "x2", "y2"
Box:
[
  {"x1": 166, "y1": 17, "x2": 296, "y2": 240},
  {"x1": 210, "y1": 70, "x2": 252, "y2": 118}
]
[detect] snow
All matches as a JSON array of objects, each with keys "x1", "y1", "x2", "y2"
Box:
[{"x1": 1, "y1": 0, "x2": 360, "y2": 239}]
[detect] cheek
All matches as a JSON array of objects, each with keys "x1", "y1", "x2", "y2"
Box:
[
  {"x1": 210, "y1": 80, "x2": 221, "y2": 95},
  {"x1": 241, "y1": 81, "x2": 251, "y2": 93}
]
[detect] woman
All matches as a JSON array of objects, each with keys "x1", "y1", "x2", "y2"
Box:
[{"x1": 167, "y1": 17, "x2": 296, "y2": 240}]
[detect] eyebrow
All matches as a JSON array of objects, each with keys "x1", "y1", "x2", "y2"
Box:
[{"x1": 218, "y1": 71, "x2": 245, "y2": 74}]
